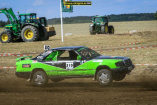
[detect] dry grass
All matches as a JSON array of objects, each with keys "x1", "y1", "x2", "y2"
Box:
[
  {"x1": 0, "y1": 21, "x2": 157, "y2": 77},
  {"x1": 0, "y1": 27, "x2": 4, "y2": 32},
  {"x1": 53, "y1": 20, "x2": 157, "y2": 35}
]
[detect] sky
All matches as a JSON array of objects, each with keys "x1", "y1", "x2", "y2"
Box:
[{"x1": 0, "y1": 0, "x2": 157, "y2": 21}]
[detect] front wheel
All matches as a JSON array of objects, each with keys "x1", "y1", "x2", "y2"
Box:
[
  {"x1": 96, "y1": 69, "x2": 113, "y2": 86},
  {"x1": 89, "y1": 26, "x2": 96, "y2": 35},
  {"x1": 101, "y1": 25, "x2": 108, "y2": 34},
  {"x1": 31, "y1": 71, "x2": 48, "y2": 87},
  {"x1": 0, "y1": 30, "x2": 13, "y2": 43}
]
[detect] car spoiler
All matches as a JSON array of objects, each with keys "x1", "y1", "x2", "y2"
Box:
[{"x1": 16, "y1": 56, "x2": 32, "y2": 62}]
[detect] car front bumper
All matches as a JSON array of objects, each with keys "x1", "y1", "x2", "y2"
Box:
[{"x1": 111, "y1": 65, "x2": 135, "y2": 74}]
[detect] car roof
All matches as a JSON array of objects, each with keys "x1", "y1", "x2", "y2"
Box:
[{"x1": 51, "y1": 46, "x2": 86, "y2": 51}]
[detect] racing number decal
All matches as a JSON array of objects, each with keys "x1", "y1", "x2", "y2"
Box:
[{"x1": 66, "y1": 62, "x2": 73, "y2": 70}]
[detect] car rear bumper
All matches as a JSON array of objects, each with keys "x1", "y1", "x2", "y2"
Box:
[
  {"x1": 111, "y1": 65, "x2": 135, "y2": 74},
  {"x1": 15, "y1": 72, "x2": 31, "y2": 78}
]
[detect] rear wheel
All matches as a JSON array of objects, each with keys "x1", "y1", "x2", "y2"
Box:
[
  {"x1": 0, "y1": 30, "x2": 13, "y2": 43},
  {"x1": 31, "y1": 71, "x2": 48, "y2": 87},
  {"x1": 108, "y1": 25, "x2": 114, "y2": 34},
  {"x1": 39, "y1": 26, "x2": 49, "y2": 41},
  {"x1": 21, "y1": 25, "x2": 39, "y2": 42},
  {"x1": 101, "y1": 25, "x2": 108, "y2": 34},
  {"x1": 96, "y1": 69, "x2": 113, "y2": 86},
  {"x1": 89, "y1": 26, "x2": 96, "y2": 35}
]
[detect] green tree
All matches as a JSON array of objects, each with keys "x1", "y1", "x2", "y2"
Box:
[{"x1": 155, "y1": 11, "x2": 157, "y2": 20}]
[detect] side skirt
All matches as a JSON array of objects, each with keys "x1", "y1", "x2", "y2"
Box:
[{"x1": 49, "y1": 75, "x2": 94, "y2": 79}]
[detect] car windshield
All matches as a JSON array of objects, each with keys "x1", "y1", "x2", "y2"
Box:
[{"x1": 77, "y1": 47, "x2": 100, "y2": 60}]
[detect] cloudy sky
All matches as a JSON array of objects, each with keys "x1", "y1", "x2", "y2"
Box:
[{"x1": 0, "y1": 0, "x2": 157, "y2": 21}]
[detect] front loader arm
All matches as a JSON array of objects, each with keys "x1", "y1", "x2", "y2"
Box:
[{"x1": 0, "y1": 8, "x2": 18, "y2": 24}]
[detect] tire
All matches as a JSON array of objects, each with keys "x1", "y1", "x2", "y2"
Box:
[
  {"x1": 89, "y1": 26, "x2": 96, "y2": 35},
  {"x1": 101, "y1": 25, "x2": 108, "y2": 34},
  {"x1": 96, "y1": 69, "x2": 113, "y2": 86},
  {"x1": 38, "y1": 26, "x2": 49, "y2": 41},
  {"x1": 51, "y1": 78, "x2": 64, "y2": 83},
  {"x1": 108, "y1": 25, "x2": 114, "y2": 34},
  {"x1": 113, "y1": 74, "x2": 126, "y2": 81},
  {"x1": 0, "y1": 30, "x2": 13, "y2": 43},
  {"x1": 21, "y1": 25, "x2": 39, "y2": 42},
  {"x1": 31, "y1": 71, "x2": 48, "y2": 87}
]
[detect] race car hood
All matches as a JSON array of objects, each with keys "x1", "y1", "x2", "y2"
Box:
[{"x1": 93, "y1": 55, "x2": 128, "y2": 60}]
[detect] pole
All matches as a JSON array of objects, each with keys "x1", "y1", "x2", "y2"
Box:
[{"x1": 60, "y1": 0, "x2": 64, "y2": 42}]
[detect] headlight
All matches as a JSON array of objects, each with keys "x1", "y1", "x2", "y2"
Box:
[{"x1": 115, "y1": 61, "x2": 125, "y2": 67}]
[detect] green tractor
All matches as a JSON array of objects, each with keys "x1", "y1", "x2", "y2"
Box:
[
  {"x1": 89, "y1": 16, "x2": 114, "y2": 35},
  {"x1": 0, "y1": 8, "x2": 51, "y2": 43}
]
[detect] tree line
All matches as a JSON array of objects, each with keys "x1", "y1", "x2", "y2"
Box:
[
  {"x1": 0, "y1": 12, "x2": 157, "y2": 27},
  {"x1": 0, "y1": 20, "x2": 9, "y2": 27},
  {"x1": 48, "y1": 13, "x2": 157, "y2": 25}
]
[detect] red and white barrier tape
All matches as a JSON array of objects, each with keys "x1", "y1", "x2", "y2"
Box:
[
  {"x1": 0, "y1": 52, "x2": 42, "y2": 55},
  {"x1": 90, "y1": 42, "x2": 139, "y2": 49},
  {"x1": 0, "y1": 67, "x2": 16, "y2": 69},
  {"x1": 0, "y1": 42, "x2": 139, "y2": 55},
  {"x1": 0, "y1": 64, "x2": 157, "y2": 69},
  {"x1": 97, "y1": 45, "x2": 157, "y2": 52},
  {"x1": 0, "y1": 44, "x2": 156, "y2": 57},
  {"x1": 0, "y1": 54, "x2": 33, "y2": 57},
  {"x1": 135, "y1": 64, "x2": 157, "y2": 66}
]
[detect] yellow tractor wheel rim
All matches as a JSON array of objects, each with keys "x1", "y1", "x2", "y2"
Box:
[
  {"x1": 111, "y1": 28, "x2": 114, "y2": 33},
  {"x1": 24, "y1": 29, "x2": 33, "y2": 39},
  {"x1": 105, "y1": 26, "x2": 108, "y2": 33},
  {"x1": 1, "y1": 34, "x2": 8, "y2": 41}
]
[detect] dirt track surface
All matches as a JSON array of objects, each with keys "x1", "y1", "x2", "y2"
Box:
[
  {"x1": 0, "y1": 30, "x2": 157, "y2": 105},
  {"x1": 1, "y1": 67, "x2": 157, "y2": 105}
]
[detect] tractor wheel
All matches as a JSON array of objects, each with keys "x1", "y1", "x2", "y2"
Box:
[
  {"x1": 101, "y1": 25, "x2": 108, "y2": 34},
  {"x1": 0, "y1": 30, "x2": 13, "y2": 43},
  {"x1": 31, "y1": 71, "x2": 48, "y2": 87},
  {"x1": 38, "y1": 26, "x2": 49, "y2": 41},
  {"x1": 21, "y1": 25, "x2": 39, "y2": 42},
  {"x1": 96, "y1": 69, "x2": 113, "y2": 86},
  {"x1": 108, "y1": 25, "x2": 114, "y2": 34},
  {"x1": 89, "y1": 26, "x2": 96, "y2": 35},
  {"x1": 113, "y1": 74, "x2": 126, "y2": 81}
]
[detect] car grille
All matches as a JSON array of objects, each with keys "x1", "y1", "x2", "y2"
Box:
[{"x1": 124, "y1": 59, "x2": 132, "y2": 66}]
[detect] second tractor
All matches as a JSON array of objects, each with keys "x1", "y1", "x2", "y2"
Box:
[{"x1": 89, "y1": 16, "x2": 114, "y2": 35}]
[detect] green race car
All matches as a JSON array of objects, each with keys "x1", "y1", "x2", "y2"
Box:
[{"x1": 15, "y1": 46, "x2": 134, "y2": 86}]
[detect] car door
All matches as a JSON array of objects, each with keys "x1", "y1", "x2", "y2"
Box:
[
  {"x1": 40, "y1": 50, "x2": 59, "y2": 76},
  {"x1": 57, "y1": 50, "x2": 88, "y2": 76}
]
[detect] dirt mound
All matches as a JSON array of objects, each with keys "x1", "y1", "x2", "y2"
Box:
[
  {"x1": 134, "y1": 31, "x2": 157, "y2": 42},
  {"x1": 137, "y1": 66, "x2": 157, "y2": 91}
]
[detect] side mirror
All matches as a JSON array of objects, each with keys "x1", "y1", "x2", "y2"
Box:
[{"x1": 37, "y1": 56, "x2": 44, "y2": 61}]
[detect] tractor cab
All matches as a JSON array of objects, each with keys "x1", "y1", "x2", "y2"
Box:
[
  {"x1": 92, "y1": 16, "x2": 108, "y2": 24},
  {"x1": 19, "y1": 13, "x2": 37, "y2": 25},
  {"x1": 37, "y1": 17, "x2": 47, "y2": 27}
]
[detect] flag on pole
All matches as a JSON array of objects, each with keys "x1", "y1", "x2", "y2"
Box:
[{"x1": 62, "y1": 0, "x2": 73, "y2": 12}]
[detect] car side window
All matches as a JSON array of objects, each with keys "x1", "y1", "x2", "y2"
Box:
[
  {"x1": 44, "y1": 51, "x2": 59, "y2": 61},
  {"x1": 58, "y1": 50, "x2": 81, "y2": 60}
]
